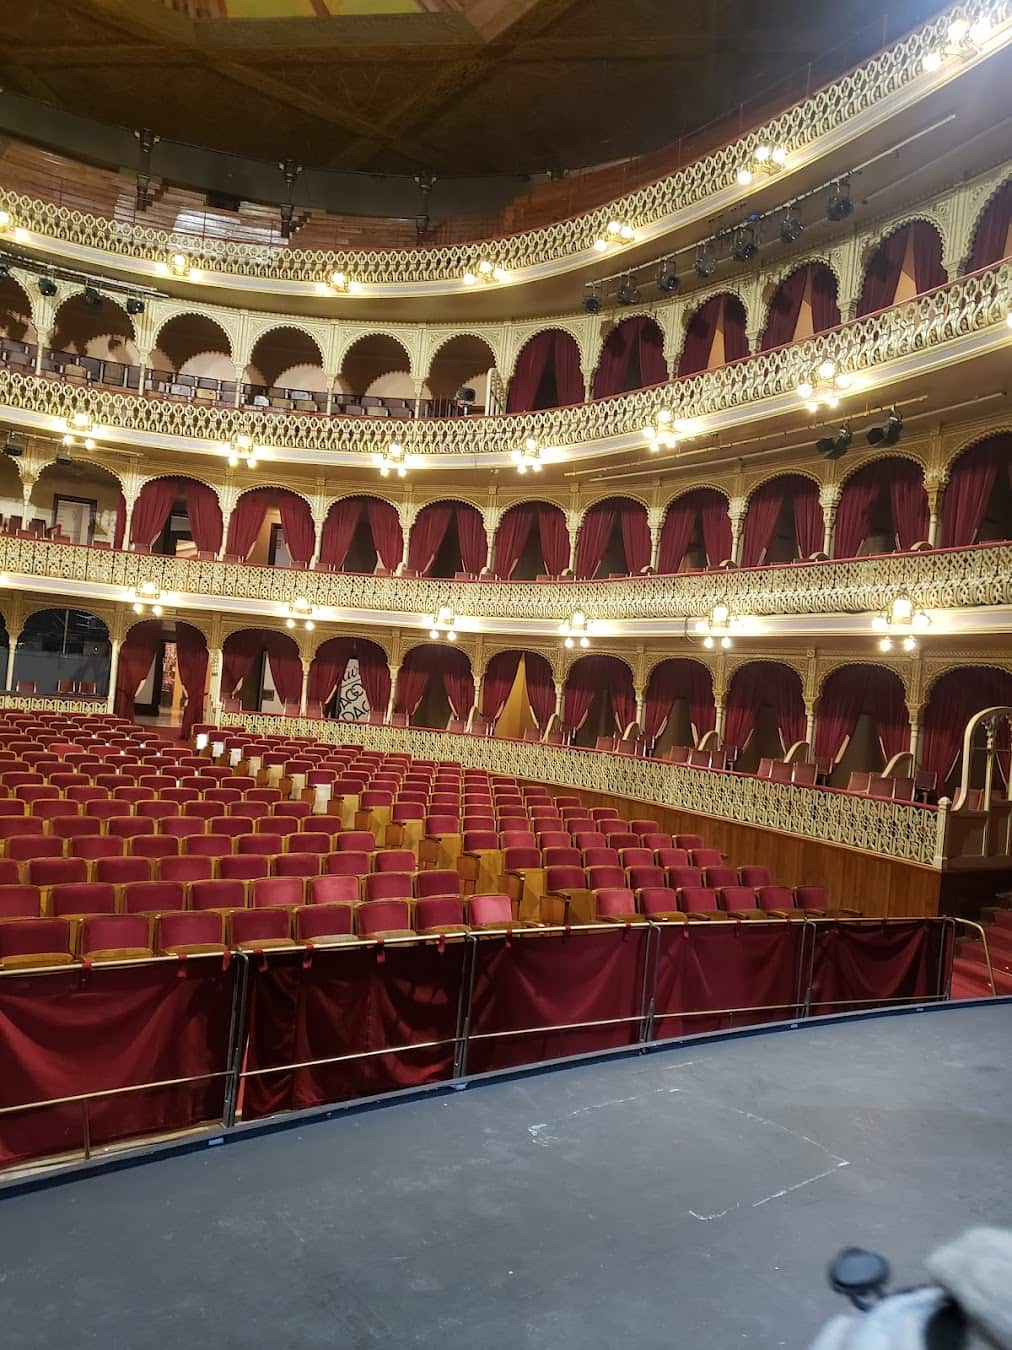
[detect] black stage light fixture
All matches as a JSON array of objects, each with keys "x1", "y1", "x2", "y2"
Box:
[
  {"x1": 694, "y1": 246, "x2": 716, "y2": 278},
  {"x1": 866, "y1": 408, "x2": 902, "y2": 446},
  {"x1": 38, "y1": 277, "x2": 57, "y2": 297},
  {"x1": 779, "y1": 210, "x2": 804, "y2": 244},
  {"x1": 827, "y1": 180, "x2": 853, "y2": 222},
  {"x1": 656, "y1": 259, "x2": 679, "y2": 293},
  {"x1": 583, "y1": 288, "x2": 602, "y2": 314},
  {"x1": 817, "y1": 425, "x2": 853, "y2": 460},
  {"x1": 3, "y1": 432, "x2": 24, "y2": 458},
  {"x1": 731, "y1": 225, "x2": 759, "y2": 262},
  {"x1": 616, "y1": 275, "x2": 640, "y2": 306},
  {"x1": 125, "y1": 297, "x2": 145, "y2": 316},
  {"x1": 83, "y1": 286, "x2": 102, "y2": 307}
]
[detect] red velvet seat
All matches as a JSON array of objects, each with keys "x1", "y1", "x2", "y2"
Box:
[
  {"x1": 702, "y1": 865, "x2": 737, "y2": 890},
  {"x1": 0, "y1": 918, "x2": 76, "y2": 969},
  {"x1": 49, "y1": 882, "x2": 117, "y2": 917},
  {"x1": 294, "y1": 904, "x2": 355, "y2": 944},
  {"x1": 251, "y1": 876, "x2": 304, "y2": 909},
  {"x1": 307, "y1": 874, "x2": 359, "y2": 906},
  {"x1": 689, "y1": 848, "x2": 722, "y2": 868},
  {"x1": 28, "y1": 857, "x2": 87, "y2": 888},
  {"x1": 542, "y1": 846, "x2": 580, "y2": 868},
  {"x1": 78, "y1": 914, "x2": 154, "y2": 962},
  {"x1": 593, "y1": 887, "x2": 640, "y2": 922},
  {"x1": 414, "y1": 869, "x2": 461, "y2": 898},
  {"x1": 107, "y1": 816, "x2": 155, "y2": 839},
  {"x1": 185, "y1": 834, "x2": 232, "y2": 859},
  {"x1": 637, "y1": 887, "x2": 686, "y2": 921},
  {"x1": 364, "y1": 872, "x2": 413, "y2": 902},
  {"x1": 230, "y1": 908, "x2": 296, "y2": 951},
  {"x1": 666, "y1": 866, "x2": 702, "y2": 890},
  {"x1": 271, "y1": 851, "x2": 321, "y2": 879},
  {"x1": 155, "y1": 911, "x2": 226, "y2": 956},
  {"x1": 49, "y1": 815, "x2": 101, "y2": 839},
  {"x1": 675, "y1": 834, "x2": 704, "y2": 850},
  {"x1": 756, "y1": 884, "x2": 800, "y2": 918},
  {"x1": 467, "y1": 893, "x2": 522, "y2": 929},
  {"x1": 718, "y1": 886, "x2": 765, "y2": 919},
  {"x1": 0, "y1": 885, "x2": 41, "y2": 918},
  {"x1": 324, "y1": 851, "x2": 370, "y2": 877},
  {"x1": 739, "y1": 865, "x2": 772, "y2": 888},
  {"x1": 655, "y1": 847, "x2": 689, "y2": 869},
  {"x1": 120, "y1": 881, "x2": 186, "y2": 915},
  {"x1": 191, "y1": 879, "x2": 247, "y2": 912},
  {"x1": 356, "y1": 899, "x2": 413, "y2": 939},
  {"x1": 678, "y1": 886, "x2": 723, "y2": 919},
  {"x1": 68, "y1": 835, "x2": 126, "y2": 863},
  {"x1": 414, "y1": 895, "x2": 468, "y2": 934},
  {"x1": 129, "y1": 836, "x2": 180, "y2": 861},
  {"x1": 585, "y1": 865, "x2": 626, "y2": 891},
  {"x1": 95, "y1": 856, "x2": 152, "y2": 886}
]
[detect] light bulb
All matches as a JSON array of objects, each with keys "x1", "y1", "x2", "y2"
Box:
[
  {"x1": 703, "y1": 636, "x2": 714, "y2": 649},
  {"x1": 923, "y1": 50, "x2": 943, "y2": 71},
  {"x1": 83, "y1": 438, "x2": 96, "y2": 450},
  {"x1": 478, "y1": 259, "x2": 493, "y2": 274},
  {"x1": 712, "y1": 603, "x2": 730, "y2": 625},
  {"x1": 969, "y1": 17, "x2": 992, "y2": 44},
  {"x1": 872, "y1": 616, "x2": 887, "y2": 632},
  {"x1": 564, "y1": 637, "x2": 574, "y2": 649},
  {"x1": 892, "y1": 596, "x2": 913, "y2": 622},
  {"x1": 818, "y1": 359, "x2": 837, "y2": 379},
  {"x1": 517, "y1": 464, "x2": 527, "y2": 475},
  {"x1": 770, "y1": 146, "x2": 787, "y2": 165},
  {"x1": 131, "y1": 602, "x2": 142, "y2": 614},
  {"x1": 524, "y1": 435, "x2": 539, "y2": 452},
  {"x1": 379, "y1": 467, "x2": 390, "y2": 477},
  {"x1": 593, "y1": 239, "x2": 608, "y2": 252},
  {"x1": 913, "y1": 612, "x2": 930, "y2": 630},
  {"x1": 532, "y1": 461, "x2": 542, "y2": 472},
  {"x1": 579, "y1": 636, "x2": 589, "y2": 648},
  {"x1": 237, "y1": 433, "x2": 252, "y2": 450},
  {"x1": 805, "y1": 401, "x2": 819, "y2": 413},
  {"x1": 720, "y1": 636, "x2": 732, "y2": 650},
  {"x1": 657, "y1": 409, "x2": 673, "y2": 424},
  {"x1": 947, "y1": 18, "x2": 969, "y2": 44},
  {"x1": 694, "y1": 620, "x2": 708, "y2": 635},
  {"x1": 152, "y1": 605, "x2": 163, "y2": 617},
  {"x1": 286, "y1": 619, "x2": 295, "y2": 629},
  {"x1": 171, "y1": 252, "x2": 186, "y2": 269},
  {"x1": 834, "y1": 372, "x2": 852, "y2": 389},
  {"x1": 492, "y1": 266, "x2": 508, "y2": 282},
  {"x1": 737, "y1": 168, "x2": 753, "y2": 186},
  {"x1": 429, "y1": 629, "x2": 439, "y2": 641},
  {"x1": 754, "y1": 145, "x2": 771, "y2": 162},
  {"x1": 619, "y1": 224, "x2": 634, "y2": 240},
  {"x1": 331, "y1": 271, "x2": 346, "y2": 288},
  {"x1": 797, "y1": 382, "x2": 814, "y2": 399},
  {"x1": 446, "y1": 630, "x2": 457, "y2": 642},
  {"x1": 0, "y1": 210, "x2": 10, "y2": 230},
  {"x1": 607, "y1": 221, "x2": 622, "y2": 235},
  {"x1": 902, "y1": 636, "x2": 916, "y2": 653},
  {"x1": 305, "y1": 621, "x2": 315, "y2": 632},
  {"x1": 879, "y1": 637, "x2": 893, "y2": 652},
  {"x1": 397, "y1": 466, "x2": 407, "y2": 478},
  {"x1": 463, "y1": 271, "x2": 477, "y2": 285}
]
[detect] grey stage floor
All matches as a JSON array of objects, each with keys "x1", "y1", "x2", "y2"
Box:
[{"x1": 2, "y1": 1004, "x2": 1011, "y2": 1350}]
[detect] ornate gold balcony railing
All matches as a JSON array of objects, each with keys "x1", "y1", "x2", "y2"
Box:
[
  {"x1": 1, "y1": 259, "x2": 1009, "y2": 462},
  {"x1": 224, "y1": 714, "x2": 943, "y2": 867},
  {"x1": 4, "y1": 534, "x2": 1008, "y2": 626},
  {"x1": 0, "y1": 1, "x2": 1005, "y2": 286}
]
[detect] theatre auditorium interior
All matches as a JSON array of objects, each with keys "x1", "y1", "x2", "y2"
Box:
[{"x1": 0, "y1": 0, "x2": 1011, "y2": 1345}]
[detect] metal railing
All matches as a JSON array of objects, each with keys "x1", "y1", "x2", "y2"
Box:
[{"x1": 0, "y1": 915, "x2": 976, "y2": 1177}]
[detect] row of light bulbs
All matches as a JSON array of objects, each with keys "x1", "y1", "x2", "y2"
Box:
[{"x1": 922, "y1": 16, "x2": 993, "y2": 71}]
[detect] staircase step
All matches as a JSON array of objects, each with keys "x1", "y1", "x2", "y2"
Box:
[{"x1": 951, "y1": 955, "x2": 1012, "y2": 996}]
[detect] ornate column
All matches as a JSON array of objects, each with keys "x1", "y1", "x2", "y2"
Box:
[
  {"x1": 309, "y1": 495, "x2": 327, "y2": 569},
  {"x1": 554, "y1": 679, "x2": 564, "y2": 720},
  {"x1": 908, "y1": 708, "x2": 921, "y2": 768},
  {"x1": 105, "y1": 638, "x2": 122, "y2": 714},
  {"x1": 820, "y1": 484, "x2": 840, "y2": 557},
  {"x1": 20, "y1": 474, "x2": 36, "y2": 525},
  {"x1": 581, "y1": 367, "x2": 594, "y2": 402},
  {"x1": 411, "y1": 377, "x2": 427, "y2": 417},
  {"x1": 299, "y1": 658, "x2": 311, "y2": 718},
  {"x1": 714, "y1": 701, "x2": 725, "y2": 740},
  {"x1": 217, "y1": 483, "x2": 239, "y2": 560},
  {"x1": 5, "y1": 625, "x2": 22, "y2": 692},
  {"x1": 566, "y1": 512, "x2": 580, "y2": 575},
  {"x1": 208, "y1": 647, "x2": 224, "y2": 723},
  {"x1": 727, "y1": 496, "x2": 746, "y2": 566},
  {"x1": 647, "y1": 507, "x2": 663, "y2": 573},
  {"x1": 398, "y1": 504, "x2": 417, "y2": 573},
  {"x1": 634, "y1": 685, "x2": 645, "y2": 732},
  {"x1": 386, "y1": 665, "x2": 400, "y2": 723},
  {"x1": 925, "y1": 475, "x2": 945, "y2": 548},
  {"x1": 804, "y1": 700, "x2": 817, "y2": 750}
]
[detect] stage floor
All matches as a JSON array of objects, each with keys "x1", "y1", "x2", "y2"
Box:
[{"x1": 2, "y1": 1003, "x2": 1011, "y2": 1349}]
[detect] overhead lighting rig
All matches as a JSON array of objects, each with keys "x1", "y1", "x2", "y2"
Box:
[
  {"x1": 59, "y1": 410, "x2": 101, "y2": 452},
  {"x1": 693, "y1": 603, "x2": 743, "y2": 649},
  {"x1": 222, "y1": 432, "x2": 260, "y2": 470},
  {"x1": 594, "y1": 220, "x2": 637, "y2": 252},
  {"x1": 315, "y1": 270, "x2": 362, "y2": 296},
  {"x1": 736, "y1": 143, "x2": 788, "y2": 187},
  {"x1": 642, "y1": 408, "x2": 701, "y2": 452},
  {"x1": 130, "y1": 582, "x2": 167, "y2": 618}
]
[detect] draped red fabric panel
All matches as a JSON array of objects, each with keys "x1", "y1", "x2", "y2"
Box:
[
  {"x1": 113, "y1": 492, "x2": 126, "y2": 550},
  {"x1": 724, "y1": 661, "x2": 805, "y2": 752},
  {"x1": 113, "y1": 620, "x2": 163, "y2": 718},
  {"x1": 810, "y1": 263, "x2": 842, "y2": 334},
  {"x1": 129, "y1": 477, "x2": 177, "y2": 548},
  {"x1": 174, "y1": 622, "x2": 208, "y2": 739},
  {"x1": 835, "y1": 459, "x2": 927, "y2": 557},
  {"x1": 920, "y1": 666, "x2": 1012, "y2": 785},
  {"x1": 857, "y1": 221, "x2": 945, "y2": 315},
  {"x1": 455, "y1": 504, "x2": 488, "y2": 574},
  {"x1": 319, "y1": 498, "x2": 363, "y2": 570},
  {"x1": 493, "y1": 504, "x2": 535, "y2": 578},
  {"x1": 575, "y1": 497, "x2": 649, "y2": 578},
  {"x1": 180, "y1": 479, "x2": 223, "y2": 555},
  {"x1": 941, "y1": 436, "x2": 1012, "y2": 547},
  {"x1": 366, "y1": 499, "x2": 404, "y2": 572},
  {"x1": 407, "y1": 502, "x2": 453, "y2": 574},
  {"x1": 760, "y1": 265, "x2": 809, "y2": 350},
  {"x1": 552, "y1": 329, "x2": 585, "y2": 406},
  {"x1": 969, "y1": 181, "x2": 1012, "y2": 271},
  {"x1": 395, "y1": 645, "x2": 474, "y2": 720},
  {"x1": 678, "y1": 294, "x2": 747, "y2": 375},
  {"x1": 481, "y1": 651, "x2": 522, "y2": 720},
  {"x1": 265, "y1": 637, "x2": 303, "y2": 707},
  {"x1": 507, "y1": 330, "x2": 583, "y2": 411},
  {"x1": 276, "y1": 492, "x2": 315, "y2": 566},
  {"x1": 563, "y1": 656, "x2": 634, "y2": 735},
  {"x1": 742, "y1": 475, "x2": 819, "y2": 566},
  {"x1": 242, "y1": 945, "x2": 468, "y2": 1120},
  {"x1": 537, "y1": 505, "x2": 570, "y2": 576},
  {"x1": 309, "y1": 637, "x2": 390, "y2": 714},
  {"x1": 814, "y1": 665, "x2": 909, "y2": 763},
  {"x1": 700, "y1": 492, "x2": 733, "y2": 567},
  {"x1": 525, "y1": 653, "x2": 557, "y2": 730},
  {"x1": 657, "y1": 495, "x2": 696, "y2": 575},
  {"x1": 221, "y1": 629, "x2": 266, "y2": 700},
  {"x1": 808, "y1": 922, "x2": 952, "y2": 1016},
  {"x1": 592, "y1": 317, "x2": 666, "y2": 397},
  {"x1": 0, "y1": 961, "x2": 237, "y2": 1167},
  {"x1": 643, "y1": 659, "x2": 716, "y2": 743},
  {"x1": 225, "y1": 489, "x2": 273, "y2": 560}
]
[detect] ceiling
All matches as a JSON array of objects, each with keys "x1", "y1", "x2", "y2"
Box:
[{"x1": 0, "y1": 0, "x2": 947, "y2": 177}]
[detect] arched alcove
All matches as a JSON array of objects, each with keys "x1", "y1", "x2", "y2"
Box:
[
  {"x1": 563, "y1": 654, "x2": 636, "y2": 747},
  {"x1": 395, "y1": 644, "x2": 474, "y2": 730},
  {"x1": 0, "y1": 275, "x2": 37, "y2": 366},
  {"x1": 940, "y1": 435, "x2": 1012, "y2": 547},
  {"x1": 130, "y1": 477, "x2": 223, "y2": 557},
  {"x1": 308, "y1": 636, "x2": 390, "y2": 722},
  {"x1": 481, "y1": 650, "x2": 556, "y2": 738},
  {"x1": 833, "y1": 457, "x2": 928, "y2": 557},
  {"x1": 319, "y1": 496, "x2": 403, "y2": 573},
  {"x1": 225, "y1": 487, "x2": 315, "y2": 567},
  {"x1": 574, "y1": 497, "x2": 650, "y2": 578},
  {"x1": 337, "y1": 333, "x2": 414, "y2": 415},
  {"x1": 245, "y1": 327, "x2": 326, "y2": 411},
  {"x1": 47, "y1": 291, "x2": 139, "y2": 389},
  {"x1": 426, "y1": 334, "x2": 496, "y2": 415},
  {"x1": 30, "y1": 460, "x2": 125, "y2": 549},
  {"x1": 507, "y1": 329, "x2": 583, "y2": 412},
  {"x1": 677, "y1": 293, "x2": 748, "y2": 376},
  {"x1": 493, "y1": 501, "x2": 569, "y2": 578},
  {"x1": 14, "y1": 608, "x2": 110, "y2": 698},
  {"x1": 741, "y1": 474, "x2": 822, "y2": 566},
  {"x1": 724, "y1": 661, "x2": 805, "y2": 773},
  {"x1": 815, "y1": 665, "x2": 909, "y2": 786},
  {"x1": 857, "y1": 221, "x2": 946, "y2": 316},
  {"x1": 658, "y1": 490, "x2": 732, "y2": 572},
  {"x1": 407, "y1": 500, "x2": 487, "y2": 578},
  {"x1": 643, "y1": 659, "x2": 716, "y2": 754},
  {"x1": 967, "y1": 179, "x2": 1011, "y2": 272},
  {"x1": 221, "y1": 628, "x2": 303, "y2": 715},
  {"x1": 148, "y1": 312, "x2": 236, "y2": 404},
  {"x1": 921, "y1": 666, "x2": 1012, "y2": 793},
  {"x1": 114, "y1": 618, "x2": 208, "y2": 734},
  {"x1": 591, "y1": 315, "x2": 667, "y2": 398},
  {"x1": 760, "y1": 263, "x2": 840, "y2": 350}
]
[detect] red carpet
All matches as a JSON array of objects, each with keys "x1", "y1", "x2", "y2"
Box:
[{"x1": 950, "y1": 904, "x2": 1012, "y2": 998}]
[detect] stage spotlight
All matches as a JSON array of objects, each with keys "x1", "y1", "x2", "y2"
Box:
[
  {"x1": 731, "y1": 226, "x2": 759, "y2": 262},
  {"x1": 83, "y1": 286, "x2": 102, "y2": 306},
  {"x1": 694, "y1": 247, "x2": 716, "y2": 278},
  {"x1": 616, "y1": 276, "x2": 640, "y2": 306},
  {"x1": 656, "y1": 260, "x2": 679, "y2": 293},
  {"x1": 816, "y1": 425, "x2": 853, "y2": 460},
  {"x1": 583, "y1": 288, "x2": 602, "y2": 314},
  {"x1": 38, "y1": 277, "x2": 57, "y2": 297},
  {"x1": 827, "y1": 181, "x2": 853, "y2": 221},
  {"x1": 125, "y1": 297, "x2": 145, "y2": 316},
  {"x1": 866, "y1": 409, "x2": 902, "y2": 446},
  {"x1": 779, "y1": 210, "x2": 804, "y2": 244}
]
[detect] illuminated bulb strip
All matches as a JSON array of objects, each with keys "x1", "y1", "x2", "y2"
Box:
[
  {"x1": 374, "y1": 440, "x2": 409, "y2": 479},
  {"x1": 736, "y1": 144, "x2": 788, "y2": 185}
]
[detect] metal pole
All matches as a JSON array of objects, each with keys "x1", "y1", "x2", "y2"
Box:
[
  {"x1": 221, "y1": 953, "x2": 250, "y2": 1130},
  {"x1": 454, "y1": 934, "x2": 480, "y2": 1081}
]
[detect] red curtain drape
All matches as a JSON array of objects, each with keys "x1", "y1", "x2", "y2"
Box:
[
  {"x1": 307, "y1": 638, "x2": 389, "y2": 715},
  {"x1": 575, "y1": 498, "x2": 648, "y2": 578},
  {"x1": 592, "y1": 317, "x2": 666, "y2": 397},
  {"x1": 366, "y1": 499, "x2": 403, "y2": 572},
  {"x1": 525, "y1": 653, "x2": 556, "y2": 730},
  {"x1": 129, "y1": 478, "x2": 177, "y2": 549},
  {"x1": 113, "y1": 620, "x2": 163, "y2": 718},
  {"x1": 793, "y1": 479, "x2": 824, "y2": 557},
  {"x1": 277, "y1": 493, "x2": 315, "y2": 566},
  {"x1": 657, "y1": 496, "x2": 696, "y2": 574},
  {"x1": 507, "y1": 331, "x2": 554, "y2": 413},
  {"x1": 456, "y1": 505, "x2": 488, "y2": 574},
  {"x1": 741, "y1": 477, "x2": 787, "y2": 567},
  {"x1": 180, "y1": 480, "x2": 223, "y2": 555},
  {"x1": 358, "y1": 643, "x2": 391, "y2": 716},
  {"x1": 723, "y1": 295, "x2": 749, "y2": 362},
  {"x1": 481, "y1": 651, "x2": 522, "y2": 720},
  {"x1": 700, "y1": 492, "x2": 733, "y2": 566},
  {"x1": 920, "y1": 667, "x2": 1012, "y2": 786},
  {"x1": 811, "y1": 264, "x2": 842, "y2": 334},
  {"x1": 225, "y1": 489, "x2": 272, "y2": 560},
  {"x1": 552, "y1": 329, "x2": 584, "y2": 406},
  {"x1": 678, "y1": 294, "x2": 747, "y2": 375},
  {"x1": 265, "y1": 635, "x2": 302, "y2": 707},
  {"x1": 174, "y1": 623, "x2": 208, "y2": 738},
  {"x1": 857, "y1": 222, "x2": 945, "y2": 316},
  {"x1": 395, "y1": 646, "x2": 474, "y2": 719},
  {"x1": 969, "y1": 181, "x2": 1012, "y2": 271},
  {"x1": 833, "y1": 465, "x2": 880, "y2": 559},
  {"x1": 320, "y1": 499, "x2": 363, "y2": 570},
  {"x1": 407, "y1": 502, "x2": 453, "y2": 574},
  {"x1": 941, "y1": 436, "x2": 1012, "y2": 547},
  {"x1": 760, "y1": 265, "x2": 809, "y2": 351},
  {"x1": 888, "y1": 459, "x2": 930, "y2": 549},
  {"x1": 221, "y1": 630, "x2": 268, "y2": 699},
  {"x1": 814, "y1": 665, "x2": 909, "y2": 763},
  {"x1": 911, "y1": 220, "x2": 946, "y2": 293},
  {"x1": 113, "y1": 492, "x2": 126, "y2": 550},
  {"x1": 563, "y1": 656, "x2": 634, "y2": 735},
  {"x1": 538, "y1": 505, "x2": 570, "y2": 575},
  {"x1": 493, "y1": 505, "x2": 535, "y2": 579},
  {"x1": 644, "y1": 659, "x2": 715, "y2": 742},
  {"x1": 724, "y1": 661, "x2": 805, "y2": 753}
]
